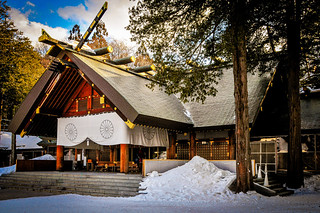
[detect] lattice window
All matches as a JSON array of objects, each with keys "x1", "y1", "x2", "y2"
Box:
[
  {"x1": 196, "y1": 141, "x2": 211, "y2": 160},
  {"x1": 212, "y1": 139, "x2": 229, "y2": 160},
  {"x1": 92, "y1": 97, "x2": 103, "y2": 109},
  {"x1": 177, "y1": 142, "x2": 189, "y2": 160},
  {"x1": 77, "y1": 99, "x2": 87, "y2": 111}
]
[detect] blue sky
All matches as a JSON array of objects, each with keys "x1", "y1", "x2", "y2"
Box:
[{"x1": 6, "y1": 0, "x2": 136, "y2": 46}]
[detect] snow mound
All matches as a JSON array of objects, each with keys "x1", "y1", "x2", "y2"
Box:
[
  {"x1": 0, "y1": 165, "x2": 16, "y2": 177},
  {"x1": 137, "y1": 156, "x2": 236, "y2": 201},
  {"x1": 297, "y1": 175, "x2": 320, "y2": 193},
  {"x1": 31, "y1": 154, "x2": 56, "y2": 160}
]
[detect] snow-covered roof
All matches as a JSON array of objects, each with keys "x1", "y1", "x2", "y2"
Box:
[{"x1": 0, "y1": 132, "x2": 42, "y2": 150}]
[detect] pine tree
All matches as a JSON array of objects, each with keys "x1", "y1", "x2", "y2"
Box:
[
  {"x1": 87, "y1": 21, "x2": 108, "y2": 49},
  {"x1": 68, "y1": 24, "x2": 82, "y2": 41},
  {"x1": 0, "y1": 1, "x2": 44, "y2": 123},
  {"x1": 127, "y1": 0, "x2": 253, "y2": 192},
  {"x1": 127, "y1": 0, "x2": 319, "y2": 191}
]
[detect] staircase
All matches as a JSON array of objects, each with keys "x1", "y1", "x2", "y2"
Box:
[
  {"x1": 253, "y1": 173, "x2": 294, "y2": 197},
  {"x1": 0, "y1": 171, "x2": 144, "y2": 197}
]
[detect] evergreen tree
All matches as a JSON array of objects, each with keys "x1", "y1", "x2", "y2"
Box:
[
  {"x1": 127, "y1": 0, "x2": 253, "y2": 192},
  {"x1": 68, "y1": 24, "x2": 82, "y2": 41},
  {"x1": 127, "y1": 0, "x2": 319, "y2": 190},
  {"x1": 87, "y1": 20, "x2": 108, "y2": 49},
  {"x1": 0, "y1": 1, "x2": 44, "y2": 125}
]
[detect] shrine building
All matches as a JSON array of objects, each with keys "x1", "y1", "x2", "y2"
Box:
[{"x1": 8, "y1": 29, "x2": 320, "y2": 174}]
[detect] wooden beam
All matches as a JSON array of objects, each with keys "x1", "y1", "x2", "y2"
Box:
[
  {"x1": 190, "y1": 132, "x2": 196, "y2": 160},
  {"x1": 120, "y1": 144, "x2": 129, "y2": 173},
  {"x1": 229, "y1": 130, "x2": 236, "y2": 160},
  {"x1": 75, "y1": 149, "x2": 78, "y2": 161},
  {"x1": 62, "y1": 80, "x2": 87, "y2": 114},
  {"x1": 167, "y1": 132, "x2": 176, "y2": 159},
  {"x1": 56, "y1": 145, "x2": 64, "y2": 171},
  {"x1": 110, "y1": 148, "x2": 114, "y2": 162},
  {"x1": 95, "y1": 149, "x2": 100, "y2": 161}
]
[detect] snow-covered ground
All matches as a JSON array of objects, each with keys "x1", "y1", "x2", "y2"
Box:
[
  {"x1": 0, "y1": 165, "x2": 15, "y2": 177},
  {"x1": 0, "y1": 156, "x2": 319, "y2": 213}
]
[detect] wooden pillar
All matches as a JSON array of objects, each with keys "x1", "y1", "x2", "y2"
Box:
[
  {"x1": 120, "y1": 144, "x2": 129, "y2": 173},
  {"x1": 167, "y1": 132, "x2": 176, "y2": 159},
  {"x1": 95, "y1": 149, "x2": 100, "y2": 161},
  {"x1": 56, "y1": 145, "x2": 64, "y2": 171},
  {"x1": 229, "y1": 130, "x2": 236, "y2": 160},
  {"x1": 10, "y1": 133, "x2": 16, "y2": 166},
  {"x1": 190, "y1": 132, "x2": 196, "y2": 160},
  {"x1": 75, "y1": 149, "x2": 78, "y2": 161},
  {"x1": 110, "y1": 147, "x2": 114, "y2": 162}
]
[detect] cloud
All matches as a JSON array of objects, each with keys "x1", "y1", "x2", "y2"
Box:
[
  {"x1": 26, "y1": 1, "x2": 35, "y2": 7},
  {"x1": 57, "y1": 0, "x2": 136, "y2": 43},
  {"x1": 8, "y1": 8, "x2": 69, "y2": 46}
]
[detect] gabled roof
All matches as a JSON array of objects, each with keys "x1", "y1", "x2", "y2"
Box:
[
  {"x1": 67, "y1": 52, "x2": 193, "y2": 129},
  {"x1": 183, "y1": 68, "x2": 271, "y2": 129},
  {"x1": 8, "y1": 36, "x2": 276, "y2": 137},
  {"x1": 8, "y1": 49, "x2": 193, "y2": 137}
]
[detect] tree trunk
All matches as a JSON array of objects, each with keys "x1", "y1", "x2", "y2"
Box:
[
  {"x1": 286, "y1": 0, "x2": 303, "y2": 188},
  {"x1": 231, "y1": 0, "x2": 253, "y2": 193},
  {"x1": 10, "y1": 133, "x2": 16, "y2": 166},
  {"x1": 0, "y1": 91, "x2": 2, "y2": 132}
]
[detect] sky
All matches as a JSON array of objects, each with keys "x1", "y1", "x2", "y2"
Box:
[{"x1": 6, "y1": 0, "x2": 136, "y2": 46}]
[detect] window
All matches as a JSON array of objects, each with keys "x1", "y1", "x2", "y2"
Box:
[{"x1": 78, "y1": 99, "x2": 87, "y2": 111}]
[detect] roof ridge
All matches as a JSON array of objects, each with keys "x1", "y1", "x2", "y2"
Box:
[{"x1": 64, "y1": 47, "x2": 155, "y2": 82}]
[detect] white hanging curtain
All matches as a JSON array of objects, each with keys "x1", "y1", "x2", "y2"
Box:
[
  {"x1": 57, "y1": 112, "x2": 169, "y2": 147},
  {"x1": 130, "y1": 126, "x2": 169, "y2": 147}
]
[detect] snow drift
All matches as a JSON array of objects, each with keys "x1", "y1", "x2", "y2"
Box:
[
  {"x1": 137, "y1": 156, "x2": 236, "y2": 201},
  {"x1": 0, "y1": 165, "x2": 16, "y2": 177},
  {"x1": 31, "y1": 154, "x2": 56, "y2": 160}
]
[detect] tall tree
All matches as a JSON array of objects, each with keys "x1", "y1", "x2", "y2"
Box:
[
  {"x1": 109, "y1": 39, "x2": 134, "y2": 60},
  {"x1": 87, "y1": 20, "x2": 108, "y2": 49},
  {"x1": 230, "y1": 0, "x2": 253, "y2": 193},
  {"x1": 286, "y1": 0, "x2": 303, "y2": 189},
  {"x1": 0, "y1": 1, "x2": 44, "y2": 124},
  {"x1": 68, "y1": 24, "x2": 82, "y2": 41},
  {"x1": 127, "y1": 0, "x2": 253, "y2": 192},
  {"x1": 134, "y1": 42, "x2": 153, "y2": 67}
]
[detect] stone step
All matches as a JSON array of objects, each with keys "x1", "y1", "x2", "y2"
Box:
[
  {"x1": 0, "y1": 176, "x2": 141, "y2": 186},
  {"x1": 0, "y1": 185, "x2": 140, "y2": 197},
  {"x1": 253, "y1": 173, "x2": 294, "y2": 197},
  {"x1": 0, "y1": 172, "x2": 143, "y2": 197},
  {"x1": 9, "y1": 172, "x2": 142, "y2": 181},
  {"x1": 0, "y1": 178, "x2": 141, "y2": 189},
  {"x1": 277, "y1": 190, "x2": 294, "y2": 197},
  {"x1": 0, "y1": 181, "x2": 140, "y2": 193}
]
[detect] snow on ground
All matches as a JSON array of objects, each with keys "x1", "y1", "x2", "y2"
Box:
[
  {"x1": 0, "y1": 156, "x2": 319, "y2": 212},
  {"x1": 296, "y1": 174, "x2": 320, "y2": 192},
  {"x1": 0, "y1": 165, "x2": 16, "y2": 177},
  {"x1": 31, "y1": 154, "x2": 56, "y2": 160}
]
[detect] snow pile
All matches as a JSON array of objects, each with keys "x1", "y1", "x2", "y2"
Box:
[
  {"x1": 297, "y1": 175, "x2": 320, "y2": 193},
  {"x1": 137, "y1": 156, "x2": 236, "y2": 201},
  {"x1": 0, "y1": 165, "x2": 16, "y2": 177},
  {"x1": 31, "y1": 154, "x2": 56, "y2": 160}
]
